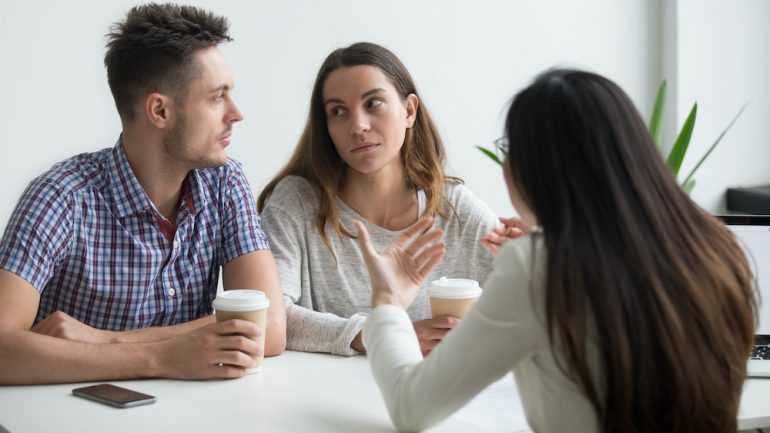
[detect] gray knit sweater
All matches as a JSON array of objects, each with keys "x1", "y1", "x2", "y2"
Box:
[{"x1": 260, "y1": 175, "x2": 498, "y2": 356}]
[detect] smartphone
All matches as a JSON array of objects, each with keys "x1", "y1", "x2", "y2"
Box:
[{"x1": 72, "y1": 384, "x2": 157, "y2": 408}]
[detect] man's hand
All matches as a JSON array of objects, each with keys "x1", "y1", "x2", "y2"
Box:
[
  {"x1": 31, "y1": 311, "x2": 112, "y2": 344},
  {"x1": 154, "y1": 319, "x2": 261, "y2": 380},
  {"x1": 481, "y1": 216, "x2": 529, "y2": 256},
  {"x1": 413, "y1": 316, "x2": 459, "y2": 356}
]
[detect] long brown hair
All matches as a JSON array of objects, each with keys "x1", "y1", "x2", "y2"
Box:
[
  {"x1": 505, "y1": 69, "x2": 756, "y2": 432},
  {"x1": 258, "y1": 42, "x2": 458, "y2": 254}
]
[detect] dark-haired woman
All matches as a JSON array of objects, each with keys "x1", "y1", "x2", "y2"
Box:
[
  {"x1": 356, "y1": 69, "x2": 756, "y2": 432},
  {"x1": 258, "y1": 42, "x2": 522, "y2": 356}
]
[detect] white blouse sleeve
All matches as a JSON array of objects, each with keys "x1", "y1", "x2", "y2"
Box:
[{"x1": 362, "y1": 236, "x2": 545, "y2": 432}]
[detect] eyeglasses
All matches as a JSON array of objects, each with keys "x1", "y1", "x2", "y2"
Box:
[{"x1": 493, "y1": 136, "x2": 509, "y2": 160}]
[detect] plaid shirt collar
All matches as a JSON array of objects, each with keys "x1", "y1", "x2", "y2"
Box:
[{"x1": 106, "y1": 136, "x2": 207, "y2": 218}]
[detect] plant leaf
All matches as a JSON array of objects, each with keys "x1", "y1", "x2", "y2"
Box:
[
  {"x1": 682, "y1": 178, "x2": 696, "y2": 194},
  {"x1": 649, "y1": 80, "x2": 667, "y2": 148},
  {"x1": 681, "y1": 103, "x2": 749, "y2": 187},
  {"x1": 666, "y1": 103, "x2": 698, "y2": 176},
  {"x1": 475, "y1": 145, "x2": 502, "y2": 165}
]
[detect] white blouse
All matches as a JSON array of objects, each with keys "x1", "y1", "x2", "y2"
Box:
[{"x1": 362, "y1": 233, "x2": 601, "y2": 432}]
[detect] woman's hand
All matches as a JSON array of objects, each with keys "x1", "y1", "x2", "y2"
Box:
[
  {"x1": 481, "y1": 216, "x2": 529, "y2": 256},
  {"x1": 412, "y1": 316, "x2": 459, "y2": 356},
  {"x1": 354, "y1": 216, "x2": 445, "y2": 309}
]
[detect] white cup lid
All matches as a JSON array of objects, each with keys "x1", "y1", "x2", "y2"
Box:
[
  {"x1": 213, "y1": 290, "x2": 270, "y2": 312},
  {"x1": 428, "y1": 277, "x2": 482, "y2": 299}
]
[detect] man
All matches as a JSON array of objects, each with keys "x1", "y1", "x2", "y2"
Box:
[{"x1": 0, "y1": 3, "x2": 286, "y2": 384}]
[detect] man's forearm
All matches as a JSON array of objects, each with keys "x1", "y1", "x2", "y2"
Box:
[
  {"x1": 112, "y1": 313, "x2": 285, "y2": 355},
  {"x1": 0, "y1": 329, "x2": 159, "y2": 385},
  {"x1": 109, "y1": 315, "x2": 214, "y2": 343}
]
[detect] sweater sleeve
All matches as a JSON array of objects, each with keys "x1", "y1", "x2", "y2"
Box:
[
  {"x1": 362, "y1": 236, "x2": 544, "y2": 432},
  {"x1": 260, "y1": 178, "x2": 365, "y2": 356},
  {"x1": 286, "y1": 304, "x2": 367, "y2": 356},
  {"x1": 450, "y1": 184, "x2": 499, "y2": 284}
]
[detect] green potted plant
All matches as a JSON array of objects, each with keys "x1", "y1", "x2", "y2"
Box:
[{"x1": 477, "y1": 80, "x2": 746, "y2": 194}]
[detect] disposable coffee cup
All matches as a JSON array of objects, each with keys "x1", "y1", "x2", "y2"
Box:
[
  {"x1": 213, "y1": 290, "x2": 270, "y2": 374},
  {"x1": 428, "y1": 277, "x2": 482, "y2": 319}
]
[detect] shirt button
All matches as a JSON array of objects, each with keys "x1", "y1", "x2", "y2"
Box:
[{"x1": 168, "y1": 288, "x2": 176, "y2": 296}]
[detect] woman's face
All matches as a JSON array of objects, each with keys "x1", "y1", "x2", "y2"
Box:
[
  {"x1": 503, "y1": 157, "x2": 538, "y2": 228},
  {"x1": 322, "y1": 65, "x2": 418, "y2": 176}
]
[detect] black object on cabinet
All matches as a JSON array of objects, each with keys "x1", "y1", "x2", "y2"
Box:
[{"x1": 727, "y1": 185, "x2": 770, "y2": 215}]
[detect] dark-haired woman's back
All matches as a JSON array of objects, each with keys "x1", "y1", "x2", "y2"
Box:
[{"x1": 356, "y1": 68, "x2": 756, "y2": 433}]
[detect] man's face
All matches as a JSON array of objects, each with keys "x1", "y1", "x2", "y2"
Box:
[{"x1": 163, "y1": 46, "x2": 243, "y2": 169}]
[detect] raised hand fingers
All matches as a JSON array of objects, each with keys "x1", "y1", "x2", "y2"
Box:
[
  {"x1": 404, "y1": 227, "x2": 444, "y2": 258},
  {"x1": 353, "y1": 221, "x2": 375, "y2": 255},
  {"x1": 392, "y1": 216, "x2": 434, "y2": 249},
  {"x1": 413, "y1": 243, "x2": 445, "y2": 277}
]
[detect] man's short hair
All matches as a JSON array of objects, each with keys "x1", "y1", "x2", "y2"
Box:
[{"x1": 104, "y1": 3, "x2": 232, "y2": 122}]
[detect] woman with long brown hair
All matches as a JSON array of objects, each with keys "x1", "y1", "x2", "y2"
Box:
[
  {"x1": 356, "y1": 68, "x2": 757, "y2": 432},
  {"x1": 258, "y1": 42, "x2": 520, "y2": 356}
]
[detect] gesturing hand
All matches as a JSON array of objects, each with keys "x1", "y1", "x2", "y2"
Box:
[{"x1": 354, "y1": 216, "x2": 446, "y2": 309}]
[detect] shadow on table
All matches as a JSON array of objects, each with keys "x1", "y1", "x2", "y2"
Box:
[{"x1": 304, "y1": 410, "x2": 394, "y2": 433}]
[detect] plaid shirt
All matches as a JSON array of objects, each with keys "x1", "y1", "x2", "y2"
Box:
[{"x1": 0, "y1": 139, "x2": 269, "y2": 330}]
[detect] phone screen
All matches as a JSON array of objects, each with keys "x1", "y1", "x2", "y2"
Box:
[{"x1": 72, "y1": 384, "x2": 157, "y2": 408}]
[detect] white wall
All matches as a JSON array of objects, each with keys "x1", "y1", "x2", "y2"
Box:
[
  {"x1": 667, "y1": 0, "x2": 770, "y2": 212},
  {"x1": 5, "y1": 0, "x2": 761, "y2": 235}
]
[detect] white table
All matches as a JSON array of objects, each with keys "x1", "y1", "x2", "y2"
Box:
[
  {"x1": 0, "y1": 351, "x2": 767, "y2": 433},
  {"x1": 740, "y1": 378, "x2": 770, "y2": 431}
]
